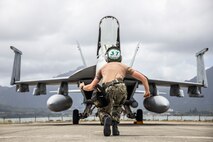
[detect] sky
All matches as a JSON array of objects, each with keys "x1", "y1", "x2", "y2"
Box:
[{"x1": 0, "y1": 0, "x2": 213, "y2": 87}]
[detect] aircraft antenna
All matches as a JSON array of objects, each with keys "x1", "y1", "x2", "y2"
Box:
[
  {"x1": 76, "y1": 41, "x2": 87, "y2": 67},
  {"x1": 129, "y1": 41, "x2": 141, "y2": 67}
]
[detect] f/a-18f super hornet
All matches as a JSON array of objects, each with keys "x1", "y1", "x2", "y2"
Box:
[{"x1": 10, "y1": 16, "x2": 208, "y2": 124}]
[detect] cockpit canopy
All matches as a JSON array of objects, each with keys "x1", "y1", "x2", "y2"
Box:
[{"x1": 97, "y1": 16, "x2": 120, "y2": 57}]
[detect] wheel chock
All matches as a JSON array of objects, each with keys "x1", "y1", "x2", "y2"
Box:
[{"x1": 134, "y1": 121, "x2": 143, "y2": 124}]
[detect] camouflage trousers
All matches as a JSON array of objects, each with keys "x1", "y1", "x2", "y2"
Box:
[{"x1": 98, "y1": 83, "x2": 127, "y2": 123}]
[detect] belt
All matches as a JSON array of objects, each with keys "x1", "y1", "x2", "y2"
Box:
[{"x1": 102, "y1": 78, "x2": 124, "y2": 89}]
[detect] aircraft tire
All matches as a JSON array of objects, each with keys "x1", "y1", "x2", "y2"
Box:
[
  {"x1": 73, "y1": 109, "x2": 79, "y2": 124},
  {"x1": 136, "y1": 109, "x2": 143, "y2": 121}
]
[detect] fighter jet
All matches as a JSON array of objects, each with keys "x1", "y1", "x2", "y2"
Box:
[{"x1": 10, "y1": 16, "x2": 208, "y2": 124}]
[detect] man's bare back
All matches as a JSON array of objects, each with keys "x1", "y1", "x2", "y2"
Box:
[
  {"x1": 80, "y1": 62, "x2": 150, "y2": 98},
  {"x1": 98, "y1": 62, "x2": 128, "y2": 83}
]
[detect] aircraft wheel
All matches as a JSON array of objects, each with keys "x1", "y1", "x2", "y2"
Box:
[
  {"x1": 73, "y1": 109, "x2": 79, "y2": 124},
  {"x1": 136, "y1": 109, "x2": 143, "y2": 121}
]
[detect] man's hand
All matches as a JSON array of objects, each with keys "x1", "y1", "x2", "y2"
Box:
[
  {"x1": 144, "y1": 91, "x2": 151, "y2": 98},
  {"x1": 79, "y1": 82, "x2": 85, "y2": 90}
]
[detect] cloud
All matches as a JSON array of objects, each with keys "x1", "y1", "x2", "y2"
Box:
[{"x1": 0, "y1": 0, "x2": 213, "y2": 86}]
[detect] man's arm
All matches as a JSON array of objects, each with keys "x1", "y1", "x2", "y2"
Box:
[
  {"x1": 130, "y1": 70, "x2": 150, "y2": 98},
  {"x1": 80, "y1": 70, "x2": 102, "y2": 91},
  {"x1": 80, "y1": 78, "x2": 100, "y2": 91}
]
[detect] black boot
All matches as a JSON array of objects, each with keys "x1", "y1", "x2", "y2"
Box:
[
  {"x1": 103, "y1": 116, "x2": 112, "y2": 136},
  {"x1": 112, "y1": 121, "x2": 120, "y2": 136}
]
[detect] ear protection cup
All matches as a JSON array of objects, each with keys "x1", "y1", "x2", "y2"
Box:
[{"x1": 105, "y1": 53, "x2": 109, "y2": 62}]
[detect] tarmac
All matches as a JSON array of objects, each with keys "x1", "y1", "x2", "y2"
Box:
[{"x1": 0, "y1": 121, "x2": 213, "y2": 142}]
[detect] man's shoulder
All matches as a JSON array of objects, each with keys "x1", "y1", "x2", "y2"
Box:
[{"x1": 120, "y1": 62, "x2": 129, "y2": 68}]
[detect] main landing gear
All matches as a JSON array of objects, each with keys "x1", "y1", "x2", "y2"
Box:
[
  {"x1": 73, "y1": 109, "x2": 80, "y2": 124},
  {"x1": 134, "y1": 109, "x2": 143, "y2": 124},
  {"x1": 72, "y1": 108, "x2": 144, "y2": 125}
]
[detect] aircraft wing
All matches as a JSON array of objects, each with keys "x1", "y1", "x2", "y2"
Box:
[
  {"x1": 125, "y1": 48, "x2": 209, "y2": 98},
  {"x1": 15, "y1": 65, "x2": 96, "y2": 85},
  {"x1": 15, "y1": 76, "x2": 70, "y2": 85},
  {"x1": 125, "y1": 74, "x2": 204, "y2": 97},
  {"x1": 126, "y1": 75, "x2": 203, "y2": 87},
  {"x1": 13, "y1": 65, "x2": 96, "y2": 95},
  {"x1": 148, "y1": 78, "x2": 203, "y2": 87}
]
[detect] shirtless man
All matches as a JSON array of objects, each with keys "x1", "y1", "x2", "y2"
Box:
[{"x1": 80, "y1": 46, "x2": 150, "y2": 136}]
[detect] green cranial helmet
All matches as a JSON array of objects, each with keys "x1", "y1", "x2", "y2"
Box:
[{"x1": 105, "y1": 46, "x2": 122, "y2": 62}]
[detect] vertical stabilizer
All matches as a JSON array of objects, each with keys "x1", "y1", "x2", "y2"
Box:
[
  {"x1": 10, "y1": 46, "x2": 22, "y2": 85},
  {"x1": 196, "y1": 48, "x2": 208, "y2": 87}
]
